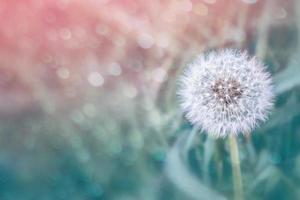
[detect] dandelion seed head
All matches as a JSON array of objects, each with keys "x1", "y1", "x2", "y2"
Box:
[{"x1": 178, "y1": 49, "x2": 274, "y2": 137}]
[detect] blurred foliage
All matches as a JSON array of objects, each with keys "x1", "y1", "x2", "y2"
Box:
[{"x1": 0, "y1": 0, "x2": 300, "y2": 200}]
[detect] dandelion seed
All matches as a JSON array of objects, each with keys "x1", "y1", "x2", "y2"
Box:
[{"x1": 178, "y1": 49, "x2": 274, "y2": 137}]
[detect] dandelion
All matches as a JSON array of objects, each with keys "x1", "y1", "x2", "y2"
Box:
[
  {"x1": 178, "y1": 49, "x2": 274, "y2": 137},
  {"x1": 178, "y1": 49, "x2": 274, "y2": 200}
]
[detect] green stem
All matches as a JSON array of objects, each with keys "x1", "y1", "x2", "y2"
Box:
[{"x1": 229, "y1": 135, "x2": 244, "y2": 200}]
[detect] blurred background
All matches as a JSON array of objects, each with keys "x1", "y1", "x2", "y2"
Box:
[{"x1": 0, "y1": 0, "x2": 300, "y2": 199}]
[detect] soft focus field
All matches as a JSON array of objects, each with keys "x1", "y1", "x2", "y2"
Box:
[{"x1": 0, "y1": 0, "x2": 300, "y2": 199}]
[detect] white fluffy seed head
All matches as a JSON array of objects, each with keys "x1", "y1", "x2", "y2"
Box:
[{"x1": 178, "y1": 49, "x2": 274, "y2": 138}]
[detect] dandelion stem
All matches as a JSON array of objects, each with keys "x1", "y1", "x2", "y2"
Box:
[{"x1": 229, "y1": 135, "x2": 244, "y2": 200}]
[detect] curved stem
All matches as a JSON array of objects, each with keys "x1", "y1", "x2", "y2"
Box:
[{"x1": 229, "y1": 135, "x2": 244, "y2": 200}]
